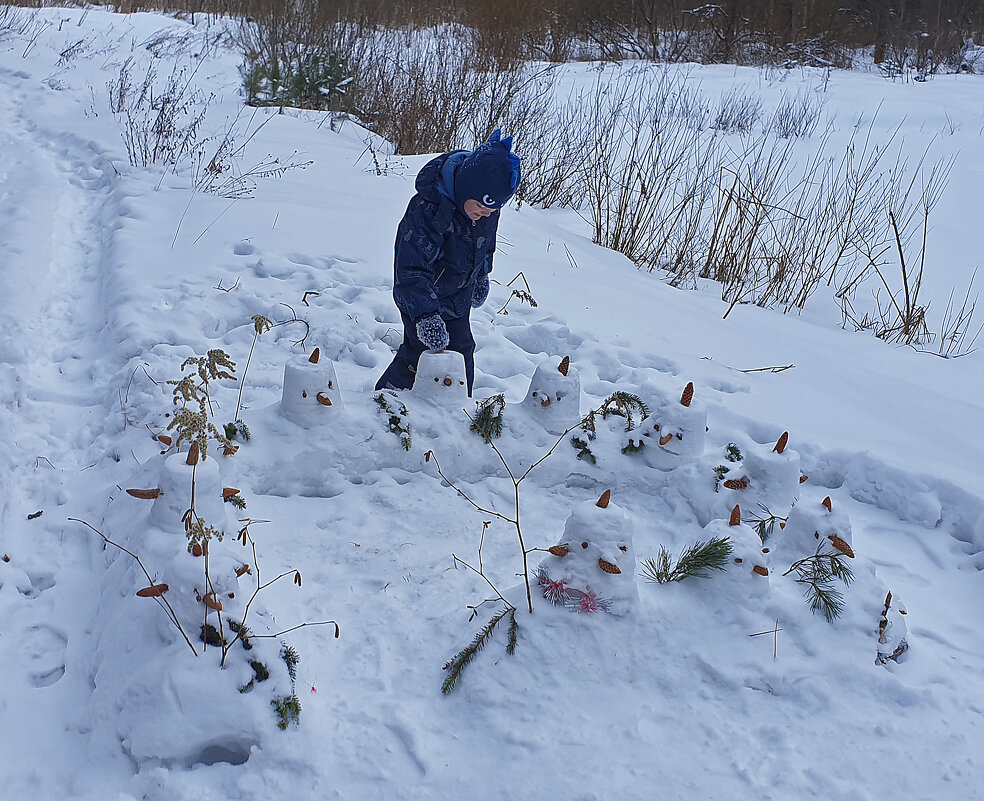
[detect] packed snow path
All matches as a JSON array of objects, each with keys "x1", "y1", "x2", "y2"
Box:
[{"x1": 0, "y1": 61, "x2": 130, "y2": 794}]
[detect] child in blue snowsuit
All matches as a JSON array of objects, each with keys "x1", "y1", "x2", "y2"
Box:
[{"x1": 375, "y1": 130, "x2": 521, "y2": 396}]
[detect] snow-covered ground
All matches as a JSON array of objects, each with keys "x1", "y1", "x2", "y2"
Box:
[{"x1": 1, "y1": 7, "x2": 982, "y2": 800}]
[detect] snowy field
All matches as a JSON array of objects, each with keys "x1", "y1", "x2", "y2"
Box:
[{"x1": 1, "y1": 6, "x2": 983, "y2": 800}]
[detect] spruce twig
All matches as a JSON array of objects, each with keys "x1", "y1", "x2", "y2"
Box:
[
  {"x1": 441, "y1": 606, "x2": 516, "y2": 694},
  {"x1": 470, "y1": 394, "x2": 506, "y2": 442}
]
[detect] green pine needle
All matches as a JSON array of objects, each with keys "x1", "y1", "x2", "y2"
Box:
[
  {"x1": 784, "y1": 544, "x2": 855, "y2": 622},
  {"x1": 642, "y1": 536, "x2": 733, "y2": 583}
]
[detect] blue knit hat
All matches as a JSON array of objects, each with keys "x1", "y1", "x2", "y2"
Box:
[{"x1": 453, "y1": 129, "x2": 521, "y2": 216}]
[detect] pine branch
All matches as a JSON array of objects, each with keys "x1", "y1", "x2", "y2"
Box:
[
  {"x1": 783, "y1": 544, "x2": 854, "y2": 622},
  {"x1": 640, "y1": 546, "x2": 675, "y2": 584},
  {"x1": 642, "y1": 537, "x2": 733, "y2": 583},
  {"x1": 745, "y1": 504, "x2": 787, "y2": 543}
]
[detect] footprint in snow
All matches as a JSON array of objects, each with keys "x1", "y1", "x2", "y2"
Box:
[
  {"x1": 19, "y1": 572, "x2": 55, "y2": 599},
  {"x1": 502, "y1": 321, "x2": 584, "y2": 357},
  {"x1": 26, "y1": 623, "x2": 67, "y2": 688}
]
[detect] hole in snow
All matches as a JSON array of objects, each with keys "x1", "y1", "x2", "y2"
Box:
[{"x1": 188, "y1": 739, "x2": 253, "y2": 767}]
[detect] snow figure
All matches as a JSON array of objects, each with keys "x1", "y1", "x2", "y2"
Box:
[
  {"x1": 716, "y1": 432, "x2": 804, "y2": 522},
  {"x1": 536, "y1": 489, "x2": 637, "y2": 616},
  {"x1": 519, "y1": 355, "x2": 582, "y2": 435},
  {"x1": 411, "y1": 350, "x2": 469, "y2": 405},
  {"x1": 149, "y1": 444, "x2": 228, "y2": 534},
  {"x1": 642, "y1": 381, "x2": 707, "y2": 471},
  {"x1": 876, "y1": 590, "x2": 909, "y2": 665},
  {"x1": 708, "y1": 505, "x2": 771, "y2": 598},
  {"x1": 772, "y1": 494, "x2": 856, "y2": 566},
  {"x1": 281, "y1": 347, "x2": 342, "y2": 427}
]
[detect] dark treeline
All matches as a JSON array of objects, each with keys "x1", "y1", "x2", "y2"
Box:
[{"x1": 13, "y1": 1, "x2": 984, "y2": 69}]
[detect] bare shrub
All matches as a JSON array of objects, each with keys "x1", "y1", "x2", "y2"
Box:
[
  {"x1": 847, "y1": 154, "x2": 955, "y2": 346},
  {"x1": 343, "y1": 26, "x2": 553, "y2": 155},
  {"x1": 766, "y1": 91, "x2": 826, "y2": 138},
  {"x1": 711, "y1": 88, "x2": 763, "y2": 134},
  {"x1": 108, "y1": 57, "x2": 213, "y2": 168}
]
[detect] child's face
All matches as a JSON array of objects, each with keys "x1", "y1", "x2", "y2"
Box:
[{"x1": 463, "y1": 199, "x2": 495, "y2": 221}]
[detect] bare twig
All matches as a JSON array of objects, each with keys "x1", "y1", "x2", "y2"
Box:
[{"x1": 70, "y1": 518, "x2": 198, "y2": 656}]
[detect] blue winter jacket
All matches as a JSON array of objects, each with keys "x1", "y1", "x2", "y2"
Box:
[{"x1": 392, "y1": 151, "x2": 499, "y2": 322}]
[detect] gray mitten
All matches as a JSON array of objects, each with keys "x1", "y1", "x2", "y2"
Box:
[
  {"x1": 416, "y1": 313, "x2": 449, "y2": 351},
  {"x1": 471, "y1": 274, "x2": 490, "y2": 308}
]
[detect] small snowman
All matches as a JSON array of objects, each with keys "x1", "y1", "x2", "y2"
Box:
[
  {"x1": 281, "y1": 347, "x2": 342, "y2": 427},
  {"x1": 642, "y1": 381, "x2": 707, "y2": 471},
  {"x1": 876, "y1": 590, "x2": 909, "y2": 665},
  {"x1": 708, "y1": 505, "x2": 771, "y2": 599},
  {"x1": 517, "y1": 355, "x2": 582, "y2": 435},
  {"x1": 716, "y1": 432, "x2": 804, "y2": 520},
  {"x1": 772, "y1": 494, "x2": 856, "y2": 568},
  {"x1": 147, "y1": 442, "x2": 229, "y2": 535},
  {"x1": 411, "y1": 350, "x2": 469, "y2": 405},
  {"x1": 536, "y1": 489, "x2": 637, "y2": 616}
]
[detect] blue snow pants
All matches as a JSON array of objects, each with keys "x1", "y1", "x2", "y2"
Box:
[{"x1": 375, "y1": 311, "x2": 475, "y2": 396}]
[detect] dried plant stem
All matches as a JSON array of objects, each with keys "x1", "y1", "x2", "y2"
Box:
[
  {"x1": 70, "y1": 517, "x2": 198, "y2": 656},
  {"x1": 429, "y1": 404, "x2": 612, "y2": 614},
  {"x1": 234, "y1": 328, "x2": 261, "y2": 421}
]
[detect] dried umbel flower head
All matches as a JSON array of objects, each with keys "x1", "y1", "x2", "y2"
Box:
[
  {"x1": 597, "y1": 489, "x2": 612, "y2": 509},
  {"x1": 729, "y1": 505, "x2": 742, "y2": 526},
  {"x1": 558, "y1": 356, "x2": 570, "y2": 377},
  {"x1": 680, "y1": 382, "x2": 694, "y2": 408},
  {"x1": 309, "y1": 347, "x2": 321, "y2": 364},
  {"x1": 252, "y1": 314, "x2": 273, "y2": 336},
  {"x1": 774, "y1": 431, "x2": 789, "y2": 454}
]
